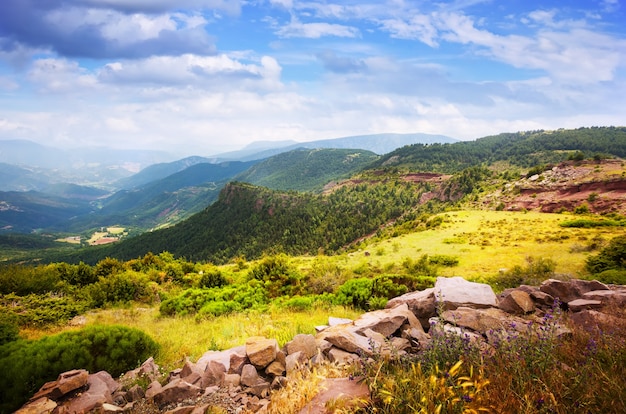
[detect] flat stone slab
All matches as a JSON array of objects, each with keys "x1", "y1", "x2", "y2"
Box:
[{"x1": 297, "y1": 378, "x2": 369, "y2": 414}]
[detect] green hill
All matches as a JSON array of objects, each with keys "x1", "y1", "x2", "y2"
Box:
[
  {"x1": 235, "y1": 148, "x2": 379, "y2": 192},
  {"x1": 373, "y1": 127, "x2": 626, "y2": 172}
]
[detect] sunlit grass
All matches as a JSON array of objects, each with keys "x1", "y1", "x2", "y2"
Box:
[{"x1": 56, "y1": 304, "x2": 362, "y2": 371}]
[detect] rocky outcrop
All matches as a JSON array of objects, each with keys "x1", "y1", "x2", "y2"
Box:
[{"x1": 17, "y1": 277, "x2": 626, "y2": 414}]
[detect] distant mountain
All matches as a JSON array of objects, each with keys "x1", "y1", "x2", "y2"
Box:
[
  {"x1": 235, "y1": 148, "x2": 379, "y2": 192},
  {"x1": 210, "y1": 133, "x2": 457, "y2": 162},
  {"x1": 0, "y1": 190, "x2": 94, "y2": 233},
  {"x1": 115, "y1": 156, "x2": 214, "y2": 190},
  {"x1": 0, "y1": 139, "x2": 179, "y2": 190}
]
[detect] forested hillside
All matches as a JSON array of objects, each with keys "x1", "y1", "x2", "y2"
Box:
[
  {"x1": 373, "y1": 127, "x2": 626, "y2": 172},
  {"x1": 234, "y1": 148, "x2": 379, "y2": 192}
]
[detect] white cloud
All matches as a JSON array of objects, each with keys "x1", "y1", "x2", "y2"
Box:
[
  {"x1": 27, "y1": 58, "x2": 99, "y2": 93},
  {"x1": 276, "y1": 17, "x2": 360, "y2": 38},
  {"x1": 378, "y1": 14, "x2": 438, "y2": 46}
]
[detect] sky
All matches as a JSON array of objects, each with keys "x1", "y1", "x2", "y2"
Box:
[{"x1": 0, "y1": 0, "x2": 624, "y2": 157}]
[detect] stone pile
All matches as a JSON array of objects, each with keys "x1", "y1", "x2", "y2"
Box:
[{"x1": 17, "y1": 277, "x2": 626, "y2": 414}]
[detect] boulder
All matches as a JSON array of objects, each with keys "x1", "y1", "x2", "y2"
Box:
[
  {"x1": 568, "y1": 299, "x2": 603, "y2": 312},
  {"x1": 60, "y1": 371, "x2": 119, "y2": 414},
  {"x1": 441, "y1": 307, "x2": 529, "y2": 335},
  {"x1": 570, "y1": 310, "x2": 624, "y2": 331},
  {"x1": 201, "y1": 359, "x2": 226, "y2": 388},
  {"x1": 317, "y1": 325, "x2": 376, "y2": 356},
  {"x1": 498, "y1": 290, "x2": 535, "y2": 314},
  {"x1": 15, "y1": 398, "x2": 57, "y2": 414},
  {"x1": 180, "y1": 360, "x2": 203, "y2": 387},
  {"x1": 246, "y1": 337, "x2": 279, "y2": 369},
  {"x1": 434, "y1": 277, "x2": 497, "y2": 310},
  {"x1": 122, "y1": 357, "x2": 161, "y2": 385},
  {"x1": 353, "y1": 303, "x2": 420, "y2": 337},
  {"x1": 223, "y1": 373, "x2": 241, "y2": 388},
  {"x1": 29, "y1": 369, "x2": 89, "y2": 401},
  {"x1": 386, "y1": 287, "x2": 437, "y2": 330},
  {"x1": 265, "y1": 360, "x2": 286, "y2": 377},
  {"x1": 145, "y1": 381, "x2": 163, "y2": 400},
  {"x1": 583, "y1": 289, "x2": 626, "y2": 307},
  {"x1": 227, "y1": 346, "x2": 249, "y2": 375},
  {"x1": 329, "y1": 317, "x2": 353, "y2": 326},
  {"x1": 517, "y1": 285, "x2": 555, "y2": 308},
  {"x1": 327, "y1": 348, "x2": 359, "y2": 364},
  {"x1": 285, "y1": 334, "x2": 317, "y2": 358},
  {"x1": 285, "y1": 351, "x2": 309, "y2": 377},
  {"x1": 539, "y1": 279, "x2": 608, "y2": 304},
  {"x1": 151, "y1": 379, "x2": 201, "y2": 407},
  {"x1": 241, "y1": 364, "x2": 261, "y2": 388}
]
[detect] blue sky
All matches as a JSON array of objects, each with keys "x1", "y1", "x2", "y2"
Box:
[{"x1": 0, "y1": 0, "x2": 624, "y2": 156}]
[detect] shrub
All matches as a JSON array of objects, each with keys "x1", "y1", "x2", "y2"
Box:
[
  {"x1": 0, "y1": 311, "x2": 19, "y2": 345},
  {"x1": 0, "y1": 293, "x2": 89, "y2": 328},
  {"x1": 0, "y1": 264, "x2": 60, "y2": 295},
  {"x1": 496, "y1": 256, "x2": 556, "y2": 289},
  {"x1": 586, "y1": 235, "x2": 626, "y2": 274},
  {"x1": 56, "y1": 262, "x2": 98, "y2": 286},
  {"x1": 248, "y1": 254, "x2": 304, "y2": 298},
  {"x1": 198, "y1": 267, "x2": 228, "y2": 289},
  {"x1": 333, "y1": 278, "x2": 373, "y2": 310},
  {"x1": 593, "y1": 269, "x2": 626, "y2": 285},
  {"x1": 89, "y1": 271, "x2": 151, "y2": 307},
  {"x1": 0, "y1": 325, "x2": 158, "y2": 413}
]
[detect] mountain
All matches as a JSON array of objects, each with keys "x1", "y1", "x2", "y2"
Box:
[
  {"x1": 0, "y1": 139, "x2": 179, "y2": 190},
  {"x1": 114, "y1": 156, "x2": 214, "y2": 190},
  {"x1": 234, "y1": 148, "x2": 379, "y2": 192},
  {"x1": 210, "y1": 133, "x2": 457, "y2": 161},
  {"x1": 373, "y1": 127, "x2": 626, "y2": 172},
  {"x1": 0, "y1": 190, "x2": 94, "y2": 233}
]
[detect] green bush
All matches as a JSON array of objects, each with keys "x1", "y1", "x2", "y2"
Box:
[
  {"x1": 0, "y1": 293, "x2": 89, "y2": 328},
  {"x1": 586, "y1": 235, "x2": 626, "y2": 274},
  {"x1": 0, "y1": 311, "x2": 19, "y2": 346},
  {"x1": 0, "y1": 264, "x2": 60, "y2": 295},
  {"x1": 55, "y1": 262, "x2": 97, "y2": 286},
  {"x1": 593, "y1": 269, "x2": 626, "y2": 285},
  {"x1": 198, "y1": 267, "x2": 228, "y2": 289},
  {"x1": 334, "y1": 278, "x2": 373, "y2": 310},
  {"x1": 496, "y1": 256, "x2": 556, "y2": 289},
  {"x1": 0, "y1": 325, "x2": 158, "y2": 413},
  {"x1": 248, "y1": 254, "x2": 304, "y2": 298},
  {"x1": 89, "y1": 271, "x2": 151, "y2": 307}
]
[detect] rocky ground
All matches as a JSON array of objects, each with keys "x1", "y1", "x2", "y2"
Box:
[{"x1": 17, "y1": 277, "x2": 626, "y2": 414}]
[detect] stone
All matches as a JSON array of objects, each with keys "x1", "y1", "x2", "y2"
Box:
[
  {"x1": 60, "y1": 371, "x2": 118, "y2": 414},
  {"x1": 329, "y1": 317, "x2": 353, "y2": 326},
  {"x1": 518, "y1": 285, "x2": 555, "y2": 308},
  {"x1": 386, "y1": 287, "x2": 437, "y2": 329},
  {"x1": 353, "y1": 303, "x2": 419, "y2": 337},
  {"x1": 498, "y1": 290, "x2": 535, "y2": 314},
  {"x1": 102, "y1": 403, "x2": 125, "y2": 413},
  {"x1": 568, "y1": 299, "x2": 603, "y2": 312},
  {"x1": 15, "y1": 398, "x2": 57, "y2": 414},
  {"x1": 223, "y1": 373, "x2": 241, "y2": 388},
  {"x1": 125, "y1": 385, "x2": 145, "y2": 402},
  {"x1": 180, "y1": 361, "x2": 203, "y2": 387},
  {"x1": 583, "y1": 289, "x2": 626, "y2": 307},
  {"x1": 271, "y1": 376, "x2": 288, "y2": 390},
  {"x1": 434, "y1": 277, "x2": 498, "y2": 310},
  {"x1": 201, "y1": 359, "x2": 226, "y2": 388},
  {"x1": 297, "y1": 378, "x2": 369, "y2": 414},
  {"x1": 327, "y1": 347, "x2": 359, "y2": 364},
  {"x1": 265, "y1": 360, "x2": 286, "y2": 377},
  {"x1": 317, "y1": 325, "x2": 375, "y2": 355},
  {"x1": 285, "y1": 334, "x2": 317, "y2": 358},
  {"x1": 402, "y1": 327, "x2": 431, "y2": 348},
  {"x1": 165, "y1": 406, "x2": 195, "y2": 414},
  {"x1": 227, "y1": 346, "x2": 249, "y2": 374},
  {"x1": 122, "y1": 357, "x2": 161, "y2": 386},
  {"x1": 30, "y1": 369, "x2": 89, "y2": 401},
  {"x1": 151, "y1": 379, "x2": 201, "y2": 407},
  {"x1": 247, "y1": 380, "x2": 270, "y2": 398},
  {"x1": 441, "y1": 307, "x2": 529, "y2": 335},
  {"x1": 241, "y1": 364, "x2": 261, "y2": 388},
  {"x1": 570, "y1": 310, "x2": 624, "y2": 332},
  {"x1": 539, "y1": 279, "x2": 608, "y2": 304},
  {"x1": 246, "y1": 336, "x2": 279, "y2": 369},
  {"x1": 285, "y1": 351, "x2": 309, "y2": 377},
  {"x1": 145, "y1": 381, "x2": 163, "y2": 400}
]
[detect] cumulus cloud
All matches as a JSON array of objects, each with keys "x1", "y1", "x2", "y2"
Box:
[
  {"x1": 0, "y1": 0, "x2": 220, "y2": 59},
  {"x1": 316, "y1": 51, "x2": 366, "y2": 73},
  {"x1": 276, "y1": 17, "x2": 360, "y2": 38}
]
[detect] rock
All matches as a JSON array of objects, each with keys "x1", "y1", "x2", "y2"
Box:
[
  {"x1": 15, "y1": 398, "x2": 57, "y2": 414},
  {"x1": 285, "y1": 351, "x2": 309, "y2": 377},
  {"x1": 241, "y1": 364, "x2": 261, "y2": 388},
  {"x1": 353, "y1": 303, "x2": 420, "y2": 337},
  {"x1": 539, "y1": 279, "x2": 608, "y2": 304},
  {"x1": 434, "y1": 277, "x2": 498, "y2": 310},
  {"x1": 441, "y1": 307, "x2": 528, "y2": 335},
  {"x1": 151, "y1": 379, "x2": 201, "y2": 407},
  {"x1": 317, "y1": 325, "x2": 375, "y2": 355},
  {"x1": 386, "y1": 287, "x2": 437, "y2": 329},
  {"x1": 60, "y1": 371, "x2": 119, "y2": 414},
  {"x1": 265, "y1": 360, "x2": 286, "y2": 377},
  {"x1": 227, "y1": 346, "x2": 249, "y2": 374},
  {"x1": 180, "y1": 361, "x2": 203, "y2": 386},
  {"x1": 223, "y1": 373, "x2": 241, "y2": 388},
  {"x1": 568, "y1": 299, "x2": 603, "y2": 312},
  {"x1": 145, "y1": 381, "x2": 163, "y2": 400},
  {"x1": 402, "y1": 327, "x2": 431, "y2": 348},
  {"x1": 165, "y1": 406, "x2": 195, "y2": 414},
  {"x1": 518, "y1": 285, "x2": 555, "y2": 308},
  {"x1": 202, "y1": 360, "x2": 226, "y2": 388},
  {"x1": 247, "y1": 380, "x2": 270, "y2": 398},
  {"x1": 30, "y1": 369, "x2": 89, "y2": 401},
  {"x1": 285, "y1": 334, "x2": 317, "y2": 358},
  {"x1": 583, "y1": 289, "x2": 626, "y2": 307},
  {"x1": 271, "y1": 376, "x2": 288, "y2": 390},
  {"x1": 122, "y1": 357, "x2": 161, "y2": 385},
  {"x1": 297, "y1": 378, "x2": 369, "y2": 414},
  {"x1": 102, "y1": 403, "x2": 126, "y2": 413},
  {"x1": 125, "y1": 385, "x2": 145, "y2": 402},
  {"x1": 498, "y1": 290, "x2": 535, "y2": 314},
  {"x1": 327, "y1": 347, "x2": 359, "y2": 364},
  {"x1": 329, "y1": 317, "x2": 353, "y2": 326},
  {"x1": 570, "y1": 310, "x2": 624, "y2": 331},
  {"x1": 246, "y1": 337, "x2": 279, "y2": 369}
]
